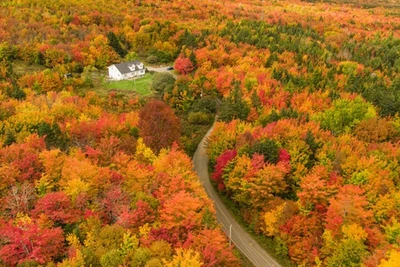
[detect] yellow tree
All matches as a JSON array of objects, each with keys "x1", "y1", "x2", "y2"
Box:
[{"x1": 163, "y1": 248, "x2": 203, "y2": 267}]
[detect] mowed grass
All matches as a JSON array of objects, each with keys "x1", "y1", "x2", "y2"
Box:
[{"x1": 104, "y1": 73, "x2": 153, "y2": 96}]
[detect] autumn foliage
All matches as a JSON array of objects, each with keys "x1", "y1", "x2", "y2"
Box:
[
  {"x1": 0, "y1": 0, "x2": 400, "y2": 265},
  {"x1": 174, "y1": 56, "x2": 195, "y2": 75},
  {"x1": 0, "y1": 92, "x2": 237, "y2": 266},
  {"x1": 139, "y1": 99, "x2": 181, "y2": 153}
]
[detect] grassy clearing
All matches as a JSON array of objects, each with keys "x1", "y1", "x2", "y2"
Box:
[
  {"x1": 12, "y1": 60, "x2": 46, "y2": 76},
  {"x1": 104, "y1": 73, "x2": 153, "y2": 96},
  {"x1": 11, "y1": 60, "x2": 154, "y2": 97}
]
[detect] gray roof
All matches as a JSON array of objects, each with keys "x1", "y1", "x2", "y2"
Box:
[{"x1": 110, "y1": 60, "x2": 143, "y2": 74}]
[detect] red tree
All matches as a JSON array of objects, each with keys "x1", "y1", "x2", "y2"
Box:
[
  {"x1": 32, "y1": 192, "x2": 81, "y2": 224},
  {"x1": 325, "y1": 185, "x2": 373, "y2": 237},
  {"x1": 160, "y1": 190, "x2": 203, "y2": 231},
  {"x1": 117, "y1": 200, "x2": 155, "y2": 228},
  {"x1": 101, "y1": 186, "x2": 130, "y2": 224},
  {"x1": 192, "y1": 229, "x2": 241, "y2": 267},
  {"x1": 280, "y1": 213, "x2": 324, "y2": 266},
  {"x1": 0, "y1": 221, "x2": 65, "y2": 266},
  {"x1": 138, "y1": 100, "x2": 181, "y2": 153},
  {"x1": 174, "y1": 56, "x2": 194, "y2": 75},
  {"x1": 211, "y1": 149, "x2": 237, "y2": 191}
]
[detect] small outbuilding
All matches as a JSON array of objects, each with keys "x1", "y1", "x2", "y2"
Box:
[{"x1": 107, "y1": 60, "x2": 145, "y2": 80}]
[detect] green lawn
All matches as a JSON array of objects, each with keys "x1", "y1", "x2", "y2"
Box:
[{"x1": 104, "y1": 73, "x2": 153, "y2": 96}]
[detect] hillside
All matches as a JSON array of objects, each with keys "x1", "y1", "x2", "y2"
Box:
[
  {"x1": 0, "y1": 0, "x2": 399, "y2": 266},
  {"x1": 304, "y1": 0, "x2": 400, "y2": 9}
]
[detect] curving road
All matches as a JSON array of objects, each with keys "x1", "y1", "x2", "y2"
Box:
[{"x1": 193, "y1": 124, "x2": 281, "y2": 267}]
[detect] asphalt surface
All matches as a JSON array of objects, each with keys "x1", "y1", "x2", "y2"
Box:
[
  {"x1": 146, "y1": 66, "x2": 177, "y2": 78},
  {"x1": 193, "y1": 124, "x2": 281, "y2": 267}
]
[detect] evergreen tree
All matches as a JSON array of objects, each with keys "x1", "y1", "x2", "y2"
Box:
[
  {"x1": 189, "y1": 50, "x2": 197, "y2": 69},
  {"x1": 107, "y1": 32, "x2": 127, "y2": 58},
  {"x1": 218, "y1": 81, "x2": 250, "y2": 122}
]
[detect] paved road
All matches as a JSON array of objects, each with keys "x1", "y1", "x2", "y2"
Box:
[
  {"x1": 146, "y1": 66, "x2": 177, "y2": 78},
  {"x1": 193, "y1": 124, "x2": 281, "y2": 267}
]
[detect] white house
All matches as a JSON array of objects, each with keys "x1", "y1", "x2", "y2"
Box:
[{"x1": 107, "y1": 60, "x2": 145, "y2": 80}]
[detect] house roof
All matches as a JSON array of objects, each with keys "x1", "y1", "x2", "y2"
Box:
[{"x1": 109, "y1": 60, "x2": 143, "y2": 74}]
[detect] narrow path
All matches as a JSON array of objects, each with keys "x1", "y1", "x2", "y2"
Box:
[{"x1": 193, "y1": 123, "x2": 281, "y2": 267}]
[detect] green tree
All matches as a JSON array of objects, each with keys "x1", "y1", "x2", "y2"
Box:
[
  {"x1": 325, "y1": 224, "x2": 368, "y2": 267},
  {"x1": 249, "y1": 139, "x2": 280, "y2": 164},
  {"x1": 314, "y1": 96, "x2": 376, "y2": 135},
  {"x1": 107, "y1": 32, "x2": 127, "y2": 58},
  {"x1": 0, "y1": 42, "x2": 16, "y2": 61},
  {"x1": 100, "y1": 249, "x2": 123, "y2": 267},
  {"x1": 190, "y1": 97, "x2": 217, "y2": 114},
  {"x1": 218, "y1": 82, "x2": 250, "y2": 122},
  {"x1": 36, "y1": 122, "x2": 70, "y2": 150},
  {"x1": 189, "y1": 50, "x2": 197, "y2": 69},
  {"x1": 125, "y1": 51, "x2": 138, "y2": 61},
  {"x1": 151, "y1": 72, "x2": 175, "y2": 94},
  {"x1": 131, "y1": 247, "x2": 151, "y2": 267}
]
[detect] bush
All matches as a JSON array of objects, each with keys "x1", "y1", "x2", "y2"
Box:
[
  {"x1": 150, "y1": 49, "x2": 174, "y2": 63},
  {"x1": 17, "y1": 260, "x2": 40, "y2": 267},
  {"x1": 125, "y1": 51, "x2": 138, "y2": 61},
  {"x1": 132, "y1": 247, "x2": 151, "y2": 267},
  {"x1": 100, "y1": 249, "x2": 123, "y2": 267},
  {"x1": 190, "y1": 97, "x2": 217, "y2": 114},
  {"x1": 188, "y1": 111, "x2": 213, "y2": 125},
  {"x1": 152, "y1": 72, "x2": 175, "y2": 93},
  {"x1": 146, "y1": 55, "x2": 159, "y2": 64}
]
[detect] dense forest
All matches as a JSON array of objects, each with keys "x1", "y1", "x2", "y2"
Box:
[{"x1": 0, "y1": 0, "x2": 400, "y2": 266}]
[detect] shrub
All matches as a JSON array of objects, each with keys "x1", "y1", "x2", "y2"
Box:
[
  {"x1": 190, "y1": 97, "x2": 217, "y2": 114},
  {"x1": 146, "y1": 55, "x2": 159, "y2": 64},
  {"x1": 152, "y1": 72, "x2": 175, "y2": 93},
  {"x1": 188, "y1": 111, "x2": 213, "y2": 125}
]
